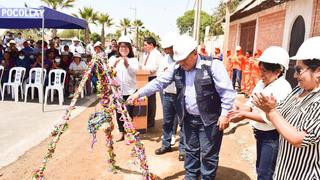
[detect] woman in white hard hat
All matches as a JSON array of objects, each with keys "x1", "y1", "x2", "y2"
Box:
[
  {"x1": 228, "y1": 46, "x2": 292, "y2": 180},
  {"x1": 253, "y1": 37, "x2": 320, "y2": 180},
  {"x1": 108, "y1": 35, "x2": 138, "y2": 142}
]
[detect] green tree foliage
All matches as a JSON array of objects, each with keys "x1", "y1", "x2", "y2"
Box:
[
  {"x1": 210, "y1": 0, "x2": 241, "y2": 35},
  {"x1": 90, "y1": 32, "x2": 101, "y2": 43},
  {"x1": 58, "y1": 29, "x2": 84, "y2": 40},
  {"x1": 132, "y1": 19, "x2": 144, "y2": 48},
  {"x1": 40, "y1": 0, "x2": 75, "y2": 10},
  {"x1": 97, "y1": 13, "x2": 113, "y2": 48},
  {"x1": 72, "y1": 7, "x2": 98, "y2": 44},
  {"x1": 119, "y1": 18, "x2": 131, "y2": 35},
  {"x1": 176, "y1": 0, "x2": 241, "y2": 39},
  {"x1": 40, "y1": 0, "x2": 75, "y2": 37},
  {"x1": 176, "y1": 10, "x2": 213, "y2": 41},
  {"x1": 213, "y1": 0, "x2": 241, "y2": 19}
]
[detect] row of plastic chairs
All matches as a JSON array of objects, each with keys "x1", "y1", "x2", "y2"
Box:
[{"x1": 0, "y1": 66, "x2": 67, "y2": 105}]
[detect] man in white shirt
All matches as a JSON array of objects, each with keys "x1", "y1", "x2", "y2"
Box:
[
  {"x1": 141, "y1": 36, "x2": 163, "y2": 128},
  {"x1": 155, "y1": 32, "x2": 185, "y2": 161},
  {"x1": 14, "y1": 32, "x2": 25, "y2": 50},
  {"x1": 69, "y1": 37, "x2": 85, "y2": 54}
]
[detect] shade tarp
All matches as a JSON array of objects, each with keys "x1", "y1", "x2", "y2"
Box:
[{"x1": 0, "y1": 6, "x2": 87, "y2": 29}]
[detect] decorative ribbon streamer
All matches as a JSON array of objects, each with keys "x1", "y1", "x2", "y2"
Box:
[
  {"x1": 32, "y1": 58, "x2": 97, "y2": 180},
  {"x1": 33, "y1": 56, "x2": 154, "y2": 180}
]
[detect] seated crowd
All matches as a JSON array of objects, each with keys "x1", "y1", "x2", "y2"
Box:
[{"x1": 0, "y1": 32, "x2": 109, "y2": 100}]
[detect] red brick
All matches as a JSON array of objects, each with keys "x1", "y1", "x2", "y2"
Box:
[
  {"x1": 256, "y1": 10, "x2": 286, "y2": 51},
  {"x1": 228, "y1": 24, "x2": 237, "y2": 52},
  {"x1": 311, "y1": 0, "x2": 320, "y2": 36}
]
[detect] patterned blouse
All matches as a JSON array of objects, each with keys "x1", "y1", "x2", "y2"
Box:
[{"x1": 274, "y1": 86, "x2": 320, "y2": 180}]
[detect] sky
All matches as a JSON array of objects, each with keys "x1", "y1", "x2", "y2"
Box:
[{"x1": 0, "y1": 0, "x2": 221, "y2": 39}]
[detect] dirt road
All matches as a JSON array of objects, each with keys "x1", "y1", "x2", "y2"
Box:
[{"x1": 0, "y1": 94, "x2": 256, "y2": 180}]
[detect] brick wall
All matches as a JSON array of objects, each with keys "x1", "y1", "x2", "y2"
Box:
[
  {"x1": 256, "y1": 10, "x2": 286, "y2": 51},
  {"x1": 228, "y1": 24, "x2": 237, "y2": 53},
  {"x1": 311, "y1": 0, "x2": 320, "y2": 36}
]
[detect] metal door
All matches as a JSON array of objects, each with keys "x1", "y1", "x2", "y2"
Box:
[{"x1": 240, "y1": 20, "x2": 256, "y2": 53}]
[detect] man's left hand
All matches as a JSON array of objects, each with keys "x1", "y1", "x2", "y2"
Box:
[{"x1": 217, "y1": 116, "x2": 229, "y2": 131}]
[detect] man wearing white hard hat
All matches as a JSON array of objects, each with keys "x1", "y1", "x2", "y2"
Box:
[
  {"x1": 141, "y1": 36, "x2": 163, "y2": 128},
  {"x1": 69, "y1": 37, "x2": 85, "y2": 54},
  {"x1": 129, "y1": 34, "x2": 235, "y2": 179},
  {"x1": 155, "y1": 32, "x2": 185, "y2": 161}
]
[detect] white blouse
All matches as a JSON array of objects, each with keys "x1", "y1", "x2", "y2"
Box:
[
  {"x1": 246, "y1": 77, "x2": 292, "y2": 131},
  {"x1": 108, "y1": 56, "x2": 139, "y2": 95}
]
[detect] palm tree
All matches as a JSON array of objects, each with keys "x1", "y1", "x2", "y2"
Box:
[
  {"x1": 132, "y1": 19, "x2": 144, "y2": 49},
  {"x1": 97, "y1": 13, "x2": 113, "y2": 48},
  {"x1": 41, "y1": 0, "x2": 75, "y2": 37},
  {"x1": 73, "y1": 7, "x2": 98, "y2": 44},
  {"x1": 119, "y1": 18, "x2": 131, "y2": 35}
]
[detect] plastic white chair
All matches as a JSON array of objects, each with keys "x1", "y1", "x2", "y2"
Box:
[
  {"x1": 44, "y1": 69, "x2": 66, "y2": 106},
  {"x1": 2, "y1": 67, "x2": 26, "y2": 102},
  {"x1": 24, "y1": 68, "x2": 47, "y2": 103},
  {"x1": 0, "y1": 65, "x2": 4, "y2": 99}
]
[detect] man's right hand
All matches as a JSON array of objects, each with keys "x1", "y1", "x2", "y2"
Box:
[{"x1": 127, "y1": 92, "x2": 140, "y2": 105}]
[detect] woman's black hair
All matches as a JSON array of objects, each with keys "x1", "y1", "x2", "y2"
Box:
[
  {"x1": 302, "y1": 59, "x2": 320, "y2": 71},
  {"x1": 116, "y1": 42, "x2": 134, "y2": 58},
  {"x1": 259, "y1": 61, "x2": 284, "y2": 77}
]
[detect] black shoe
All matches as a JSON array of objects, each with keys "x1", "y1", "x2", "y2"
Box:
[
  {"x1": 178, "y1": 154, "x2": 185, "y2": 161},
  {"x1": 155, "y1": 147, "x2": 171, "y2": 155}
]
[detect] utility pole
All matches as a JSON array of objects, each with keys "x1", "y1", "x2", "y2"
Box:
[
  {"x1": 193, "y1": 0, "x2": 202, "y2": 43},
  {"x1": 130, "y1": 7, "x2": 137, "y2": 45},
  {"x1": 223, "y1": 0, "x2": 231, "y2": 66}
]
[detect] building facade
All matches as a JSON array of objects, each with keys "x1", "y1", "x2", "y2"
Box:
[{"x1": 228, "y1": 0, "x2": 320, "y2": 87}]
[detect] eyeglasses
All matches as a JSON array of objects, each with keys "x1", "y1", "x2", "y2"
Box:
[{"x1": 294, "y1": 66, "x2": 309, "y2": 75}]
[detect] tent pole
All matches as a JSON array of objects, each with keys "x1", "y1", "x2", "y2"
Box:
[{"x1": 41, "y1": 9, "x2": 45, "y2": 112}]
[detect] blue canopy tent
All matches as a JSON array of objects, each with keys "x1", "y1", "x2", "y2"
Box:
[
  {"x1": 0, "y1": 6, "x2": 87, "y2": 29},
  {"x1": 0, "y1": 6, "x2": 87, "y2": 111}
]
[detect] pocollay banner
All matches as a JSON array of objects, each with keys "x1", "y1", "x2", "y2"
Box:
[{"x1": 0, "y1": 8, "x2": 44, "y2": 18}]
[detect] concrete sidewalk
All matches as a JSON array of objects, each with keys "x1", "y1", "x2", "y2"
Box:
[{"x1": 0, "y1": 95, "x2": 98, "y2": 168}]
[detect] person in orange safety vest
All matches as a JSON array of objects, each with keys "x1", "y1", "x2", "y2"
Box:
[
  {"x1": 248, "y1": 49, "x2": 262, "y2": 95},
  {"x1": 241, "y1": 50, "x2": 254, "y2": 97},
  {"x1": 231, "y1": 46, "x2": 245, "y2": 92},
  {"x1": 226, "y1": 50, "x2": 233, "y2": 79}
]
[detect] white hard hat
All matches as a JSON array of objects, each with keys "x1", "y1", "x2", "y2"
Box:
[
  {"x1": 72, "y1": 37, "x2": 80, "y2": 42},
  {"x1": 118, "y1": 35, "x2": 131, "y2": 44},
  {"x1": 236, "y1": 45, "x2": 242, "y2": 51},
  {"x1": 290, "y1": 36, "x2": 320, "y2": 60},
  {"x1": 160, "y1": 32, "x2": 177, "y2": 48},
  {"x1": 258, "y1": 46, "x2": 289, "y2": 70},
  {"x1": 173, "y1": 35, "x2": 197, "y2": 62},
  {"x1": 94, "y1": 41, "x2": 102, "y2": 48},
  {"x1": 73, "y1": 53, "x2": 81, "y2": 58}
]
